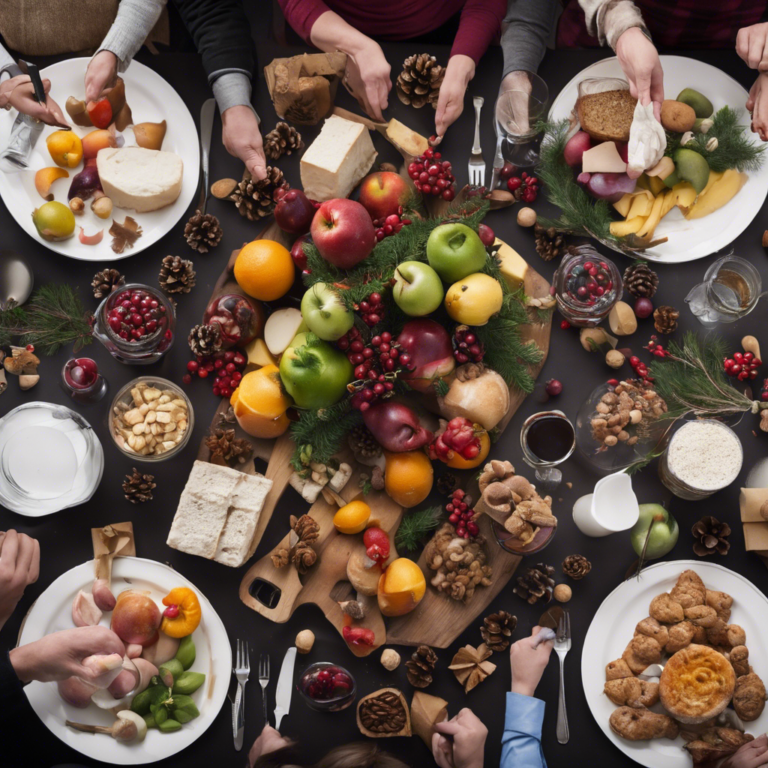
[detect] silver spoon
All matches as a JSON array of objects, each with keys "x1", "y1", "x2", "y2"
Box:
[{"x1": 0, "y1": 251, "x2": 34, "y2": 309}]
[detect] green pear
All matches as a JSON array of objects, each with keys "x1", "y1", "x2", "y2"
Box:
[{"x1": 630, "y1": 504, "x2": 679, "y2": 560}]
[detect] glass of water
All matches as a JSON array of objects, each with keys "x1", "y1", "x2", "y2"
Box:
[{"x1": 495, "y1": 72, "x2": 549, "y2": 168}]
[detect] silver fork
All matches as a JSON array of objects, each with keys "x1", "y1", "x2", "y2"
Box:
[
  {"x1": 259, "y1": 653, "x2": 270, "y2": 725},
  {"x1": 232, "y1": 639, "x2": 250, "y2": 752},
  {"x1": 489, "y1": 133, "x2": 504, "y2": 190},
  {"x1": 468, "y1": 96, "x2": 485, "y2": 187},
  {"x1": 555, "y1": 610, "x2": 571, "y2": 744}
]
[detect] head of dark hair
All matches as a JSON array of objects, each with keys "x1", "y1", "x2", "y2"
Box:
[{"x1": 250, "y1": 743, "x2": 410, "y2": 768}]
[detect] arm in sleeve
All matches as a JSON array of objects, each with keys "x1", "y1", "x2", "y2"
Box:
[
  {"x1": 500, "y1": 692, "x2": 547, "y2": 768},
  {"x1": 450, "y1": 0, "x2": 507, "y2": 64},
  {"x1": 98, "y1": 0, "x2": 167, "y2": 72},
  {"x1": 578, "y1": 0, "x2": 649, "y2": 49},
  {"x1": 277, "y1": 0, "x2": 332, "y2": 45},
  {"x1": 0, "y1": 41, "x2": 18, "y2": 76},
  {"x1": 0, "y1": 649, "x2": 27, "y2": 714},
  {"x1": 501, "y1": 0, "x2": 559, "y2": 78}
]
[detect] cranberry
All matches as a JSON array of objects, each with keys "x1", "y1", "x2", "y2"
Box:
[
  {"x1": 182, "y1": 374, "x2": 192, "y2": 384},
  {"x1": 545, "y1": 379, "x2": 563, "y2": 397},
  {"x1": 507, "y1": 177, "x2": 522, "y2": 191}
]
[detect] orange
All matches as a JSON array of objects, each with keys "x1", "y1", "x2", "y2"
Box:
[
  {"x1": 333, "y1": 500, "x2": 371, "y2": 534},
  {"x1": 377, "y1": 557, "x2": 426, "y2": 617},
  {"x1": 446, "y1": 430, "x2": 491, "y2": 470},
  {"x1": 234, "y1": 239, "x2": 294, "y2": 301},
  {"x1": 384, "y1": 451, "x2": 433, "y2": 508},
  {"x1": 231, "y1": 364, "x2": 292, "y2": 438},
  {"x1": 46, "y1": 130, "x2": 83, "y2": 168}
]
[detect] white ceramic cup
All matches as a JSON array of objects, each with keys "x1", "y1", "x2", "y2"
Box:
[{"x1": 572, "y1": 471, "x2": 640, "y2": 537}]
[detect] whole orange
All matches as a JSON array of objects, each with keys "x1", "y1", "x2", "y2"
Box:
[
  {"x1": 384, "y1": 451, "x2": 433, "y2": 508},
  {"x1": 46, "y1": 130, "x2": 83, "y2": 168},
  {"x1": 231, "y1": 364, "x2": 292, "y2": 438},
  {"x1": 446, "y1": 430, "x2": 491, "y2": 469},
  {"x1": 234, "y1": 239, "x2": 294, "y2": 301},
  {"x1": 377, "y1": 557, "x2": 426, "y2": 617}
]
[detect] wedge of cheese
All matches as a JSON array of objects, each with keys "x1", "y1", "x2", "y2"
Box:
[
  {"x1": 494, "y1": 238, "x2": 528, "y2": 291},
  {"x1": 581, "y1": 141, "x2": 627, "y2": 174},
  {"x1": 300, "y1": 115, "x2": 377, "y2": 201},
  {"x1": 97, "y1": 147, "x2": 183, "y2": 212}
]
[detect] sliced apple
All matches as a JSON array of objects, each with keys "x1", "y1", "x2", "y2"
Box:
[
  {"x1": 610, "y1": 216, "x2": 646, "y2": 236},
  {"x1": 244, "y1": 337, "x2": 277, "y2": 372},
  {"x1": 684, "y1": 169, "x2": 747, "y2": 220},
  {"x1": 646, "y1": 156, "x2": 675, "y2": 179},
  {"x1": 34, "y1": 167, "x2": 69, "y2": 201},
  {"x1": 133, "y1": 120, "x2": 167, "y2": 151},
  {"x1": 264, "y1": 307, "x2": 305, "y2": 357}
]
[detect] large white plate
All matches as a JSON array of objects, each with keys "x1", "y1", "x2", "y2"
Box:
[
  {"x1": 549, "y1": 56, "x2": 768, "y2": 263},
  {"x1": 581, "y1": 560, "x2": 768, "y2": 768},
  {"x1": 0, "y1": 58, "x2": 200, "y2": 261},
  {"x1": 19, "y1": 557, "x2": 230, "y2": 765}
]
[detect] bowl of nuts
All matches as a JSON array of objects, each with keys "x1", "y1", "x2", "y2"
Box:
[{"x1": 109, "y1": 377, "x2": 194, "y2": 461}]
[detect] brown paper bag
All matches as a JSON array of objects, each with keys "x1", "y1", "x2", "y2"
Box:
[
  {"x1": 91, "y1": 522, "x2": 136, "y2": 583},
  {"x1": 264, "y1": 52, "x2": 347, "y2": 126},
  {"x1": 739, "y1": 488, "x2": 768, "y2": 522},
  {"x1": 411, "y1": 691, "x2": 448, "y2": 749}
]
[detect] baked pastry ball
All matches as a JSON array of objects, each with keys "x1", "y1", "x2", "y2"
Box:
[{"x1": 659, "y1": 644, "x2": 736, "y2": 724}]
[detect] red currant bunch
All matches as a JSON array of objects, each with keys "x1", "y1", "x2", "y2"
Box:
[
  {"x1": 372, "y1": 207, "x2": 412, "y2": 242},
  {"x1": 337, "y1": 328, "x2": 399, "y2": 411},
  {"x1": 354, "y1": 292, "x2": 385, "y2": 328},
  {"x1": 446, "y1": 488, "x2": 478, "y2": 540},
  {"x1": 506, "y1": 171, "x2": 539, "y2": 203},
  {"x1": 628, "y1": 355, "x2": 652, "y2": 382},
  {"x1": 453, "y1": 325, "x2": 485, "y2": 364},
  {"x1": 724, "y1": 351, "x2": 761, "y2": 381},
  {"x1": 644, "y1": 336, "x2": 670, "y2": 358},
  {"x1": 408, "y1": 148, "x2": 456, "y2": 201},
  {"x1": 183, "y1": 349, "x2": 247, "y2": 398}
]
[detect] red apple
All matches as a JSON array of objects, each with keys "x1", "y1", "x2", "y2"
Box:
[
  {"x1": 362, "y1": 400, "x2": 433, "y2": 452},
  {"x1": 358, "y1": 171, "x2": 410, "y2": 221},
  {"x1": 397, "y1": 319, "x2": 455, "y2": 393},
  {"x1": 110, "y1": 590, "x2": 161, "y2": 646},
  {"x1": 291, "y1": 234, "x2": 311, "y2": 271},
  {"x1": 564, "y1": 130, "x2": 592, "y2": 168},
  {"x1": 274, "y1": 189, "x2": 316, "y2": 235},
  {"x1": 311, "y1": 198, "x2": 375, "y2": 270}
]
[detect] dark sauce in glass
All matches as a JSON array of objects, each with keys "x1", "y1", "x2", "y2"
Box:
[{"x1": 525, "y1": 415, "x2": 574, "y2": 463}]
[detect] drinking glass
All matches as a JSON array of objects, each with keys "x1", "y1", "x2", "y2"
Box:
[
  {"x1": 520, "y1": 410, "x2": 575, "y2": 492},
  {"x1": 495, "y1": 72, "x2": 549, "y2": 168}
]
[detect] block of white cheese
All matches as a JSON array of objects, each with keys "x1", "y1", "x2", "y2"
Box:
[
  {"x1": 581, "y1": 141, "x2": 627, "y2": 174},
  {"x1": 300, "y1": 115, "x2": 377, "y2": 201},
  {"x1": 97, "y1": 147, "x2": 183, "y2": 212},
  {"x1": 494, "y1": 238, "x2": 528, "y2": 291}
]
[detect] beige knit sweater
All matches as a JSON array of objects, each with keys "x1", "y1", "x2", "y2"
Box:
[{"x1": 578, "y1": 0, "x2": 649, "y2": 49}]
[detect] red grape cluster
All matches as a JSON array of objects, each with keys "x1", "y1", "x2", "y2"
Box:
[
  {"x1": 446, "y1": 489, "x2": 479, "y2": 539},
  {"x1": 507, "y1": 171, "x2": 539, "y2": 203},
  {"x1": 372, "y1": 207, "x2": 412, "y2": 242},
  {"x1": 724, "y1": 351, "x2": 761, "y2": 381},
  {"x1": 408, "y1": 148, "x2": 455, "y2": 201},
  {"x1": 354, "y1": 292, "x2": 385, "y2": 328},
  {"x1": 183, "y1": 349, "x2": 247, "y2": 398},
  {"x1": 453, "y1": 325, "x2": 485, "y2": 364}
]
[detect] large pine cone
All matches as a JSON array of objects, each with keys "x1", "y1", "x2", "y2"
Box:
[
  {"x1": 480, "y1": 611, "x2": 517, "y2": 652},
  {"x1": 405, "y1": 645, "x2": 437, "y2": 688},
  {"x1": 562, "y1": 555, "x2": 592, "y2": 580},
  {"x1": 184, "y1": 210, "x2": 223, "y2": 253},
  {"x1": 291, "y1": 514, "x2": 320, "y2": 546},
  {"x1": 159, "y1": 255, "x2": 196, "y2": 295},
  {"x1": 122, "y1": 468, "x2": 156, "y2": 504},
  {"x1": 188, "y1": 323, "x2": 222, "y2": 357},
  {"x1": 396, "y1": 53, "x2": 445, "y2": 109},
  {"x1": 534, "y1": 225, "x2": 571, "y2": 262},
  {"x1": 692, "y1": 516, "x2": 731, "y2": 557},
  {"x1": 623, "y1": 261, "x2": 659, "y2": 299},
  {"x1": 653, "y1": 305, "x2": 679, "y2": 334},
  {"x1": 513, "y1": 563, "x2": 555, "y2": 604},
  {"x1": 232, "y1": 167, "x2": 288, "y2": 220},
  {"x1": 264, "y1": 121, "x2": 303, "y2": 161},
  {"x1": 92, "y1": 268, "x2": 125, "y2": 299}
]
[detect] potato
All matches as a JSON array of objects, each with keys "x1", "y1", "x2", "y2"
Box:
[{"x1": 660, "y1": 100, "x2": 697, "y2": 133}]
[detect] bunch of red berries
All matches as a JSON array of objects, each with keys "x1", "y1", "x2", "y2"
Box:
[
  {"x1": 453, "y1": 325, "x2": 485, "y2": 364},
  {"x1": 724, "y1": 351, "x2": 761, "y2": 381},
  {"x1": 371, "y1": 207, "x2": 412, "y2": 242},
  {"x1": 446, "y1": 488, "x2": 478, "y2": 539},
  {"x1": 354, "y1": 292, "x2": 385, "y2": 328},
  {"x1": 407, "y1": 148, "x2": 455, "y2": 200},
  {"x1": 183, "y1": 349, "x2": 247, "y2": 398},
  {"x1": 430, "y1": 417, "x2": 483, "y2": 463},
  {"x1": 506, "y1": 171, "x2": 539, "y2": 203},
  {"x1": 644, "y1": 336, "x2": 670, "y2": 358},
  {"x1": 628, "y1": 355, "x2": 652, "y2": 382},
  {"x1": 337, "y1": 327, "x2": 401, "y2": 411}
]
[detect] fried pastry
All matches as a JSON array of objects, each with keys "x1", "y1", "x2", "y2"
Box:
[
  {"x1": 604, "y1": 678, "x2": 659, "y2": 708},
  {"x1": 670, "y1": 570, "x2": 706, "y2": 609},
  {"x1": 650, "y1": 593, "x2": 685, "y2": 624},
  {"x1": 606, "y1": 659, "x2": 634, "y2": 681},
  {"x1": 635, "y1": 617, "x2": 670, "y2": 647},
  {"x1": 729, "y1": 646, "x2": 750, "y2": 677},
  {"x1": 706, "y1": 618, "x2": 730, "y2": 648},
  {"x1": 659, "y1": 644, "x2": 736, "y2": 724},
  {"x1": 733, "y1": 672, "x2": 767, "y2": 722},
  {"x1": 684, "y1": 605, "x2": 718, "y2": 628},
  {"x1": 683, "y1": 728, "x2": 754, "y2": 763},
  {"x1": 727, "y1": 624, "x2": 746, "y2": 648},
  {"x1": 706, "y1": 590, "x2": 733, "y2": 622},
  {"x1": 609, "y1": 707, "x2": 679, "y2": 741},
  {"x1": 623, "y1": 635, "x2": 662, "y2": 674},
  {"x1": 691, "y1": 625, "x2": 708, "y2": 644},
  {"x1": 666, "y1": 621, "x2": 696, "y2": 653}
]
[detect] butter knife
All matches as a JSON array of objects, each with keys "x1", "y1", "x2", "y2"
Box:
[
  {"x1": 198, "y1": 98, "x2": 216, "y2": 214},
  {"x1": 273, "y1": 647, "x2": 297, "y2": 730}
]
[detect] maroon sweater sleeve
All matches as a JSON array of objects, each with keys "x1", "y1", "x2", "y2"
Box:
[
  {"x1": 450, "y1": 0, "x2": 506, "y2": 63},
  {"x1": 278, "y1": 0, "x2": 331, "y2": 44}
]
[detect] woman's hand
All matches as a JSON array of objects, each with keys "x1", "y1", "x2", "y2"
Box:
[
  {"x1": 722, "y1": 735, "x2": 768, "y2": 768},
  {"x1": 85, "y1": 50, "x2": 119, "y2": 103},
  {"x1": 747, "y1": 73, "x2": 768, "y2": 141},
  {"x1": 615, "y1": 27, "x2": 664, "y2": 120},
  {"x1": 432, "y1": 708, "x2": 487, "y2": 768},
  {"x1": 509, "y1": 626, "x2": 554, "y2": 697},
  {"x1": 435, "y1": 54, "x2": 476, "y2": 138},
  {"x1": 0, "y1": 530, "x2": 40, "y2": 632},
  {"x1": 344, "y1": 40, "x2": 391, "y2": 122},
  {"x1": 248, "y1": 723, "x2": 293, "y2": 767},
  {"x1": 1, "y1": 77, "x2": 67, "y2": 126},
  {"x1": 221, "y1": 105, "x2": 267, "y2": 180},
  {"x1": 737, "y1": 23, "x2": 768, "y2": 72}
]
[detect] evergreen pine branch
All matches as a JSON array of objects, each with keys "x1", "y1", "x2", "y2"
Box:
[
  {"x1": 434, "y1": 378, "x2": 449, "y2": 398},
  {"x1": 395, "y1": 505, "x2": 443, "y2": 552},
  {"x1": 289, "y1": 399, "x2": 362, "y2": 471}
]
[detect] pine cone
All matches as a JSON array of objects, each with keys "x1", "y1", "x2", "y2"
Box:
[
  {"x1": 122, "y1": 467, "x2": 156, "y2": 504},
  {"x1": 188, "y1": 323, "x2": 222, "y2": 356},
  {"x1": 205, "y1": 428, "x2": 252, "y2": 467},
  {"x1": 92, "y1": 268, "x2": 125, "y2": 299},
  {"x1": 437, "y1": 472, "x2": 459, "y2": 496},
  {"x1": 480, "y1": 611, "x2": 517, "y2": 652},
  {"x1": 264, "y1": 121, "x2": 303, "y2": 161},
  {"x1": 184, "y1": 210, "x2": 223, "y2": 253},
  {"x1": 291, "y1": 542, "x2": 317, "y2": 574},
  {"x1": 159, "y1": 255, "x2": 196, "y2": 295},
  {"x1": 284, "y1": 95, "x2": 322, "y2": 126},
  {"x1": 231, "y1": 167, "x2": 288, "y2": 220},
  {"x1": 513, "y1": 563, "x2": 555, "y2": 604},
  {"x1": 623, "y1": 261, "x2": 659, "y2": 299},
  {"x1": 348, "y1": 424, "x2": 382, "y2": 463},
  {"x1": 395, "y1": 53, "x2": 445, "y2": 109},
  {"x1": 653, "y1": 305, "x2": 679, "y2": 334},
  {"x1": 405, "y1": 645, "x2": 437, "y2": 688},
  {"x1": 692, "y1": 516, "x2": 731, "y2": 557},
  {"x1": 562, "y1": 554, "x2": 592, "y2": 580},
  {"x1": 534, "y1": 225, "x2": 571, "y2": 262},
  {"x1": 291, "y1": 514, "x2": 320, "y2": 545}
]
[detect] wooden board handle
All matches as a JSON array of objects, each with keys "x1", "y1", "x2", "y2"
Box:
[{"x1": 239, "y1": 542, "x2": 302, "y2": 623}]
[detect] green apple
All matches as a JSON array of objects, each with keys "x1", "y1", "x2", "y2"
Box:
[
  {"x1": 630, "y1": 504, "x2": 679, "y2": 560},
  {"x1": 301, "y1": 282, "x2": 354, "y2": 341},
  {"x1": 392, "y1": 261, "x2": 444, "y2": 316},
  {"x1": 279, "y1": 333, "x2": 353, "y2": 409},
  {"x1": 426, "y1": 223, "x2": 487, "y2": 283}
]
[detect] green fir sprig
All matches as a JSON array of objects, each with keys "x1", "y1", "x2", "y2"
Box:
[
  {"x1": 289, "y1": 399, "x2": 362, "y2": 472},
  {"x1": 395, "y1": 505, "x2": 443, "y2": 552}
]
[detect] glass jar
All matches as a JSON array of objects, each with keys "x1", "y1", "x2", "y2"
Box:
[
  {"x1": 552, "y1": 247, "x2": 622, "y2": 327},
  {"x1": 61, "y1": 357, "x2": 107, "y2": 403},
  {"x1": 298, "y1": 662, "x2": 356, "y2": 712},
  {"x1": 92, "y1": 283, "x2": 175, "y2": 365}
]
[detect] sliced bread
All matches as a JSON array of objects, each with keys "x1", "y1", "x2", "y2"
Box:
[{"x1": 577, "y1": 89, "x2": 637, "y2": 142}]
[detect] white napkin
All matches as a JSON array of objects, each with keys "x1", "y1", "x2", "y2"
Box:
[{"x1": 627, "y1": 101, "x2": 666, "y2": 177}]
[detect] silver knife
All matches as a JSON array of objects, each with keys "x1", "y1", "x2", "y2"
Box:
[
  {"x1": 198, "y1": 98, "x2": 216, "y2": 213},
  {"x1": 273, "y1": 647, "x2": 297, "y2": 729},
  {"x1": 490, "y1": 133, "x2": 504, "y2": 191}
]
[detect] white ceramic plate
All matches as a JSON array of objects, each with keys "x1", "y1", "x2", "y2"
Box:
[
  {"x1": 19, "y1": 557, "x2": 230, "y2": 765},
  {"x1": 549, "y1": 55, "x2": 768, "y2": 263},
  {"x1": 581, "y1": 560, "x2": 768, "y2": 768},
  {"x1": 0, "y1": 58, "x2": 200, "y2": 261}
]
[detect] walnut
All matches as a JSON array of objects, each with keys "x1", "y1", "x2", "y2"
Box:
[
  {"x1": 380, "y1": 648, "x2": 401, "y2": 670},
  {"x1": 272, "y1": 548, "x2": 289, "y2": 568}
]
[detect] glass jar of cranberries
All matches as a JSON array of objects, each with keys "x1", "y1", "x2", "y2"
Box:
[
  {"x1": 552, "y1": 247, "x2": 623, "y2": 327},
  {"x1": 93, "y1": 284, "x2": 175, "y2": 364},
  {"x1": 61, "y1": 357, "x2": 107, "y2": 403},
  {"x1": 298, "y1": 662, "x2": 356, "y2": 712}
]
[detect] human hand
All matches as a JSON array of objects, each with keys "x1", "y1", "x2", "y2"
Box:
[
  {"x1": 615, "y1": 27, "x2": 664, "y2": 121},
  {"x1": 432, "y1": 708, "x2": 487, "y2": 768},
  {"x1": 0, "y1": 530, "x2": 40, "y2": 632},
  {"x1": 9, "y1": 626, "x2": 125, "y2": 684},
  {"x1": 747, "y1": 73, "x2": 768, "y2": 141},
  {"x1": 2, "y1": 77, "x2": 67, "y2": 126},
  {"x1": 722, "y1": 735, "x2": 768, "y2": 768},
  {"x1": 343, "y1": 40, "x2": 391, "y2": 122},
  {"x1": 737, "y1": 24, "x2": 768, "y2": 72},
  {"x1": 509, "y1": 626, "x2": 554, "y2": 697},
  {"x1": 85, "y1": 50, "x2": 119, "y2": 103},
  {"x1": 435, "y1": 55, "x2": 476, "y2": 138},
  {"x1": 221, "y1": 105, "x2": 267, "y2": 181},
  {"x1": 248, "y1": 723, "x2": 293, "y2": 767},
  {"x1": 498, "y1": 70, "x2": 534, "y2": 137}
]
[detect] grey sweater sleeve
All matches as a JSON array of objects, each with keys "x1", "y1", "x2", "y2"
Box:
[
  {"x1": 98, "y1": 0, "x2": 167, "y2": 71},
  {"x1": 500, "y1": 0, "x2": 559, "y2": 79}
]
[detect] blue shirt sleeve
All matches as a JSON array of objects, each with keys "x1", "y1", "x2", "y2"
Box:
[{"x1": 500, "y1": 692, "x2": 547, "y2": 768}]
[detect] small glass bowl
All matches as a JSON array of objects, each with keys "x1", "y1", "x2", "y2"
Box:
[
  {"x1": 298, "y1": 662, "x2": 356, "y2": 712},
  {"x1": 493, "y1": 520, "x2": 556, "y2": 556},
  {"x1": 108, "y1": 376, "x2": 194, "y2": 462}
]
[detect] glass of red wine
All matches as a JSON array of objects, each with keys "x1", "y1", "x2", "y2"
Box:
[
  {"x1": 520, "y1": 410, "x2": 575, "y2": 492},
  {"x1": 61, "y1": 357, "x2": 107, "y2": 403}
]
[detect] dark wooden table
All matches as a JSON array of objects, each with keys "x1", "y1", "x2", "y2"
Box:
[{"x1": 2, "y1": 40, "x2": 767, "y2": 768}]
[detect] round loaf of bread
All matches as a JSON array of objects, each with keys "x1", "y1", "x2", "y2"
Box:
[{"x1": 659, "y1": 644, "x2": 735, "y2": 724}]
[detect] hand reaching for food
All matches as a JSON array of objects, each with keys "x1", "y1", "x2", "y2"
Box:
[
  {"x1": 0, "y1": 76, "x2": 68, "y2": 126},
  {"x1": 435, "y1": 55, "x2": 476, "y2": 139},
  {"x1": 221, "y1": 105, "x2": 267, "y2": 181},
  {"x1": 85, "y1": 50, "x2": 119, "y2": 104},
  {"x1": 615, "y1": 28, "x2": 664, "y2": 121},
  {"x1": 343, "y1": 41, "x2": 391, "y2": 123},
  {"x1": 431, "y1": 708, "x2": 487, "y2": 768},
  {"x1": 509, "y1": 626, "x2": 554, "y2": 697},
  {"x1": 737, "y1": 23, "x2": 768, "y2": 73},
  {"x1": 722, "y1": 734, "x2": 768, "y2": 768},
  {"x1": 248, "y1": 724, "x2": 293, "y2": 767},
  {"x1": 0, "y1": 529, "x2": 40, "y2": 631},
  {"x1": 747, "y1": 73, "x2": 768, "y2": 141}
]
